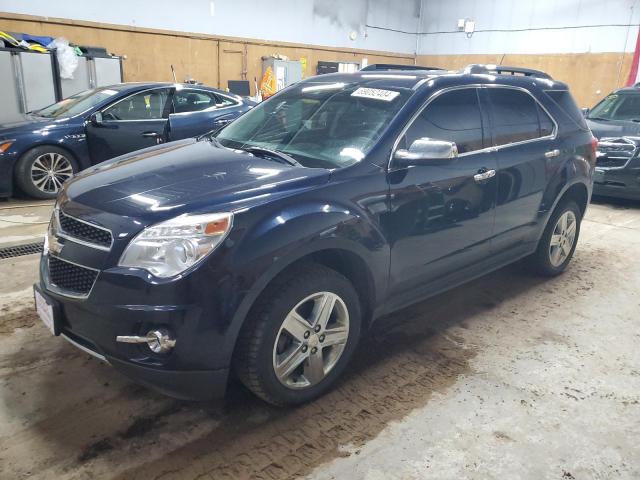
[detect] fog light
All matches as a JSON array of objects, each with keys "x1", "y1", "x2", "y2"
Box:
[
  {"x1": 116, "y1": 328, "x2": 176, "y2": 353},
  {"x1": 146, "y1": 329, "x2": 176, "y2": 353}
]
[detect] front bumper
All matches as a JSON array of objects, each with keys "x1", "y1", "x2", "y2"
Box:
[
  {"x1": 59, "y1": 329, "x2": 228, "y2": 400},
  {"x1": 38, "y1": 251, "x2": 234, "y2": 400},
  {"x1": 593, "y1": 167, "x2": 640, "y2": 200}
]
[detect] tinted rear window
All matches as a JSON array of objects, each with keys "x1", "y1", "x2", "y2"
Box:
[
  {"x1": 544, "y1": 90, "x2": 588, "y2": 130},
  {"x1": 487, "y1": 88, "x2": 550, "y2": 146}
]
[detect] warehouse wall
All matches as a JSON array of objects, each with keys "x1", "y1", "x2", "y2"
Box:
[
  {"x1": 0, "y1": 0, "x2": 421, "y2": 54},
  {"x1": 0, "y1": 13, "x2": 415, "y2": 95},
  {"x1": 416, "y1": 0, "x2": 640, "y2": 107}
]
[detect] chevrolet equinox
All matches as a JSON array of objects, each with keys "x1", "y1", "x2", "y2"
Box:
[{"x1": 35, "y1": 64, "x2": 596, "y2": 406}]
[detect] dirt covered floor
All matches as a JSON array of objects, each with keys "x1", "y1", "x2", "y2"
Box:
[{"x1": 0, "y1": 198, "x2": 638, "y2": 480}]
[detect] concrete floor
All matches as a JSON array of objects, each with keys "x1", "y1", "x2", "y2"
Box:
[{"x1": 0, "y1": 198, "x2": 638, "y2": 480}]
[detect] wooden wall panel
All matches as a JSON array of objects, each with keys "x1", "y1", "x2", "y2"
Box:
[
  {"x1": 0, "y1": 13, "x2": 414, "y2": 96},
  {"x1": 4, "y1": 12, "x2": 629, "y2": 105},
  {"x1": 417, "y1": 53, "x2": 633, "y2": 107}
]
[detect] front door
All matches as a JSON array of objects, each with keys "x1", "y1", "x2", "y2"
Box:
[
  {"x1": 384, "y1": 87, "x2": 497, "y2": 304},
  {"x1": 86, "y1": 87, "x2": 172, "y2": 164}
]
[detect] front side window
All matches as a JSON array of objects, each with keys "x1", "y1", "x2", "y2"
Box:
[
  {"x1": 588, "y1": 93, "x2": 640, "y2": 122},
  {"x1": 487, "y1": 88, "x2": 553, "y2": 146},
  {"x1": 103, "y1": 89, "x2": 170, "y2": 121},
  {"x1": 216, "y1": 82, "x2": 412, "y2": 169},
  {"x1": 402, "y1": 88, "x2": 485, "y2": 154}
]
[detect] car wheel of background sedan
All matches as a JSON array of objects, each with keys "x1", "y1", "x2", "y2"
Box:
[
  {"x1": 527, "y1": 200, "x2": 582, "y2": 277},
  {"x1": 15, "y1": 146, "x2": 78, "y2": 199},
  {"x1": 234, "y1": 263, "x2": 362, "y2": 406}
]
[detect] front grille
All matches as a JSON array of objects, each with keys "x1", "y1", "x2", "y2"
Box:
[
  {"x1": 58, "y1": 211, "x2": 112, "y2": 249},
  {"x1": 48, "y1": 256, "x2": 99, "y2": 296},
  {"x1": 596, "y1": 138, "x2": 637, "y2": 169}
]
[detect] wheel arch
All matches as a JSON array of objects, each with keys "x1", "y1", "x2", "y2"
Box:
[
  {"x1": 223, "y1": 242, "x2": 379, "y2": 373},
  {"x1": 555, "y1": 182, "x2": 589, "y2": 216},
  {"x1": 13, "y1": 143, "x2": 81, "y2": 196}
]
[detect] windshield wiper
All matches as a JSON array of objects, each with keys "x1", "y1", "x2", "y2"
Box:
[
  {"x1": 244, "y1": 146, "x2": 302, "y2": 167},
  {"x1": 588, "y1": 116, "x2": 610, "y2": 122}
]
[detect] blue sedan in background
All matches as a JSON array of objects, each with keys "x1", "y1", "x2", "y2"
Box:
[{"x1": 0, "y1": 83, "x2": 255, "y2": 199}]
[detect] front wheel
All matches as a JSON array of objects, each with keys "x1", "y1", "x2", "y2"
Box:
[
  {"x1": 15, "y1": 146, "x2": 78, "y2": 199},
  {"x1": 527, "y1": 200, "x2": 582, "y2": 276},
  {"x1": 234, "y1": 263, "x2": 362, "y2": 406}
]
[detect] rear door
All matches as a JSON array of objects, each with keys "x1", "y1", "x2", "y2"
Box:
[
  {"x1": 168, "y1": 89, "x2": 243, "y2": 140},
  {"x1": 483, "y1": 86, "x2": 558, "y2": 254},
  {"x1": 86, "y1": 87, "x2": 172, "y2": 164}
]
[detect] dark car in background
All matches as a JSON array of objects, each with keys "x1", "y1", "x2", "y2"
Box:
[
  {"x1": 0, "y1": 83, "x2": 254, "y2": 199},
  {"x1": 586, "y1": 87, "x2": 640, "y2": 200},
  {"x1": 35, "y1": 65, "x2": 595, "y2": 406}
]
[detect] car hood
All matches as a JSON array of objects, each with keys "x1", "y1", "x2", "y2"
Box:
[
  {"x1": 64, "y1": 138, "x2": 331, "y2": 218},
  {"x1": 587, "y1": 118, "x2": 640, "y2": 140},
  {"x1": 0, "y1": 114, "x2": 72, "y2": 137}
]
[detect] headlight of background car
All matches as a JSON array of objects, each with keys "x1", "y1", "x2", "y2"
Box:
[{"x1": 119, "y1": 212, "x2": 233, "y2": 278}]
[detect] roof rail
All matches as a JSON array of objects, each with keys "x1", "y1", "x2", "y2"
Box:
[
  {"x1": 360, "y1": 63, "x2": 444, "y2": 72},
  {"x1": 463, "y1": 64, "x2": 552, "y2": 80}
]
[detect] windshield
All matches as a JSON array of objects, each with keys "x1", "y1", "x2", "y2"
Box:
[
  {"x1": 34, "y1": 88, "x2": 120, "y2": 118},
  {"x1": 216, "y1": 82, "x2": 412, "y2": 168},
  {"x1": 588, "y1": 93, "x2": 640, "y2": 121}
]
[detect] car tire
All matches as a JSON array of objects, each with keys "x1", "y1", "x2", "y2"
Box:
[
  {"x1": 15, "y1": 146, "x2": 78, "y2": 199},
  {"x1": 234, "y1": 263, "x2": 362, "y2": 406},
  {"x1": 527, "y1": 200, "x2": 582, "y2": 277}
]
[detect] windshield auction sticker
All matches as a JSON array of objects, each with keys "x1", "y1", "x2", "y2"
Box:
[{"x1": 351, "y1": 87, "x2": 400, "y2": 102}]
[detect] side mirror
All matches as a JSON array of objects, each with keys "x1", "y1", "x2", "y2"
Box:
[
  {"x1": 90, "y1": 111, "x2": 103, "y2": 126},
  {"x1": 394, "y1": 138, "x2": 458, "y2": 166},
  {"x1": 581, "y1": 108, "x2": 590, "y2": 117}
]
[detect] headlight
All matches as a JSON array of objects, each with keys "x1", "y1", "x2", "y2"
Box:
[{"x1": 119, "y1": 212, "x2": 233, "y2": 278}]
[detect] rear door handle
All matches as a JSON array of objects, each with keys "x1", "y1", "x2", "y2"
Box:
[
  {"x1": 473, "y1": 169, "x2": 496, "y2": 183},
  {"x1": 141, "y1": 131, "x2": 160, "y2": 138},
  {"x1": 545, "y1": 149, "x2": 560, "y2": 158}
]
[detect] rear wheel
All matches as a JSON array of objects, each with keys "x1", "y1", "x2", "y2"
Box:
[
  {"x1": 234, "y1": 263, "x2": 361, "y2": 406},
  {"x1": 527, "y1": 200, "x2": 582, "y2": 276},
  {"x1": 15, "y1": 146, "x2": 78, "y2": 199}
]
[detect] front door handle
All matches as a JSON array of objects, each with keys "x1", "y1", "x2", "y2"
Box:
[
  {"x1": 474, "y1": 169, "x2": 496, "y2": 183},
  {"x1": 545, "y1": 149, "x2": 560, "y2": 158},
  {"x1": 141, "y1": 131, "x2": 164, "y2": 144}
]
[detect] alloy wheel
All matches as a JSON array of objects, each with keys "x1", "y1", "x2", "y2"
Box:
[
  {"x1": 548, "y1": 210, "x2": 577, "y2": 267},
  {"x1": 30, "y1": 152, "x2": 74, "y2": 194},
  {"x1": 272, "y1": 291, "x2": 350, "y2": 389}
]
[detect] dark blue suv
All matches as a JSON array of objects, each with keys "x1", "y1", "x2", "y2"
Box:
[{"x1": 34, "y1": 65, "x2": 596, "y2": 406}]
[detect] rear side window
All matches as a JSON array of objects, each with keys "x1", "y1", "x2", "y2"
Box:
[
  {"x1": 487, "y1": 88, "x2": 553, "y2": 146},
  {"x1": 213, "y1": 93, "x2": 238, "y2": 107},
  {"x1": 545, "y1": 89, "x2": 588, "y2": 130},
  {"x1": 403, "y1": 88, "x2": 484, "y2": 154},
  {"x1": 173, "y1": 90, "x2": 239, "y2": 114}
]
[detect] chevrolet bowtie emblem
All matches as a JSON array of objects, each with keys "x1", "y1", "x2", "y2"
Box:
[{"x1": 49, "y1": 234, "x2": 63, "y2": 255}]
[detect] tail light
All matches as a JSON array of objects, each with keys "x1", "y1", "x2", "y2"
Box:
[{"x1": 589, "y1": 136, "x2": 598, "y2": 165}]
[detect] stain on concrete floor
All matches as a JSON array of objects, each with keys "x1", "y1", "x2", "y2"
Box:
[{"x1": 0, "y1": 199, "x2": 639, "y2": 480}]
